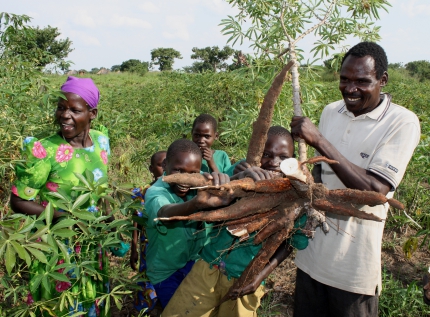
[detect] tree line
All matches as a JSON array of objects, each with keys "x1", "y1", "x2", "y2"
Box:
[
  {"x1": 79, "y1": 46, "x2": 246, "y2": 76},
  {"x1": 2, "y1": 11, "x2": 430, "y2": 81}
]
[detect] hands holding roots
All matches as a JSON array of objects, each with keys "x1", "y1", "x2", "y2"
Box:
[{"x1": 157, "y1": 156, "x2": 404, "y2": 305}]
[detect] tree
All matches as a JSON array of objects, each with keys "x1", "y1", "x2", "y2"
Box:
[
  {"x1": 190, "y1": 46, "x2": 235, "y2": 72},
  {"x1": 151, "y1": 47, "x2": 182, "y2": 71},
  {"x1": 323, "y1": 53, "x2": 345, "y2": 73},
  {"x1": 1, "y1": 14, "x2": 73, "y2": 71},
  {"x1": 90, "y1": 67, "x2": 100, "y2": 74},
  {"x1": 182, "y1": 61, "x2": 207, "y2": 73},
  {"x1": 119, "y1": 59, "x2": 149, "y2": 75},
  {"x1": 221, "y1": 0, "x2": 390, "y2": 160},
  {"x1": 405, "y1": 60, "x2": 430, "y2": 81},
  {"x1": 111, "y1": 64, "x2": 121, "y2": 72}
]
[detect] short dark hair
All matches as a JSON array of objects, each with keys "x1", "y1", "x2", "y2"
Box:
[
  {"x1": 268, "y1": 126, "x2": 293, "y2": 139},
  {"x1": 192, "y1": 114, "x2": 218, "y2": 131},
  {"x1": 150, "y1": 150, "x2": 167, "y2": 165},
  {"x1": 341, "y1": 42, "x2": 388, "y2": 79},
  {"x1": 166, "y1": 139, "x2": 201, "y2": 162}
]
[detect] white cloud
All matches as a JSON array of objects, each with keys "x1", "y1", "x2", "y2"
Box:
[
  {"x1": 27, "y1": 12, "x2": 40, "y2": 19},
  {"x1": 163, "y1": 15, "x2": 193, "y2": 40},
  {"x1": 204, "y1": 0, "x2": 233, "y2": 14},
  {"x1": 73, "y1": 11, "x2": 97, "y2": 28},
  {"x1": 139, "y1": 1, "x2": 160, "y2": 14},
  {"x1": 111, "y1": 15, "x2": 152, "y2": 29},
  {"x1": 401, "y1": 0, "x2": 430, "y2": 17},
  {"x1": 70, "y1": 31, "x2": 101, "y2": 46}
]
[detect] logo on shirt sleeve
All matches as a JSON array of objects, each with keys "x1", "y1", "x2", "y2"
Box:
[
  {"x1": 386, "y1": 163, "x2": 398, "y2": 173},
  {"x1": 360, "y1": 152, "x2": 369, "y2": 159}
]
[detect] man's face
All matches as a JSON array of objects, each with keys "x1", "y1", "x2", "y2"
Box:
[
  {"x1": 165, "y1": 152, "x2": 201, "y2": 197},
  {"x1": 260, "y1": 135, "x2": 294, "y2": 172},
  {"x1": 339, "y1": 55, "x2": 387, "y2": 117}
]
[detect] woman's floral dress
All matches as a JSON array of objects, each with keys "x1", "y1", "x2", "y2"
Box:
[{"x1": 12, "y1": 129, "x2": 111, "y2": 317}]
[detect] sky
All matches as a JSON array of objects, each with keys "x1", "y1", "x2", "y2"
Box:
[{"x1": 1, "y1": 0, "x2": 429, "y2": 71}]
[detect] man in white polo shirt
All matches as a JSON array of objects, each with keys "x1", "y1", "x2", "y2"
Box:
[{"x1": 290, "y1": 42, "x2": 420, "y2": 316}]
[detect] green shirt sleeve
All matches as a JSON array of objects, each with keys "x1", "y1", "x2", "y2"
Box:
[
  {"x1": 225, "y1": 158, "x2": 245, "y2": 177},
  {"x1": 217, "y1": 150, "x2": 232, "y2": 174},
  {"x1": 145, "y1": 184, "x2": 174, "y2": 233}
]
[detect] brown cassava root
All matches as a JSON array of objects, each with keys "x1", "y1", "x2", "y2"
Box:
[{"x1": 160, "y1": 157, "x2": 405, "y2": 305}]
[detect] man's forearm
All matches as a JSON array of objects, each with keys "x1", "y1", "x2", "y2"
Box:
[{"x1": 313, "y1": 137, "x2": 391, "y2": 194}]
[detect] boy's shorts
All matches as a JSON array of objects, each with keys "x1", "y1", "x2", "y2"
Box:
[
  {"x1": 153, "y1": 260, "x2": 195, "y2": 308},
  {"x1": 162, "y1": 259, "x2": 265, "y2": 317}
]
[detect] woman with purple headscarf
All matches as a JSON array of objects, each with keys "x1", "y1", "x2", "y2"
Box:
[{"x1": 10, "y1": 76, "x2": 111, "y2": 316}]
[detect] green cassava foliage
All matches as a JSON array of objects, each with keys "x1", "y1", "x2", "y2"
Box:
[
  {"x1": 1, "y1": 14, "x2": 429, "y2": 316},
  {"x1": 1, "y1": 66, "x2": 429, "y2": 316}
]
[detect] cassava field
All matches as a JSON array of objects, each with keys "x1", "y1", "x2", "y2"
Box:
[{"x1": 1, "y1": 64, "x2": 429, "y2": 316}]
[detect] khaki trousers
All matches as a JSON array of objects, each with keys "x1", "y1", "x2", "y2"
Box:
[{"x1": 162, "y1": 259, "x2": 265, "y2": 317}]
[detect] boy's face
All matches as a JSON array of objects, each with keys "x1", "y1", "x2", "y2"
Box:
[
  {"x1": 260, "y1": 135, "x2": 294, "y2": 172},
  {"x1": 149, "y1": 152, "x2": 167, "y2": 179},
  {"x1": 165, "y1": 151, "x2": 201, "y2": 197},
  {"x1": 192, "y1": 122, "x2": 218, "y2": 149}
]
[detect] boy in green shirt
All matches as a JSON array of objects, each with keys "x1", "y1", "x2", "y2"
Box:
[
  {"x1": 145, "y1": 139, "x2": 232, "y2": 308},
  {"x1": 162, "y1": 126, "x2": 307, "y2": 317},
  {"x1": 191, "y1": 113, "x2": 231, "y2": 173}
]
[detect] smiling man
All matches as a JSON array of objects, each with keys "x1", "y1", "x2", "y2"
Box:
[{"x1": 290, "y1": 42, "x2": 421, "y2": 316}]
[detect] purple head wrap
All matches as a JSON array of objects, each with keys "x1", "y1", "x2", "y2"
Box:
[{"x1": 61, "y1": 76, "x2": 100, "y2": 108}]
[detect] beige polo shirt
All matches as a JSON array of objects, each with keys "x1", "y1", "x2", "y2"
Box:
[{"x1": 295, "y1": 94, "x2": 420, "y2": 295}]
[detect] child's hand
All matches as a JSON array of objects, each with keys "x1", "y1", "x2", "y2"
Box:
[
  {"x1": 202, "y1": 172, "x2": 230, "y2": 187},
  {"x1": 234, "y1": 161, "x2": 251, "y2": 174},
  {"x1": 241, "y1": 167, "x2": 273, "y2": 181},
  {"x1": 201, "y1": 147, "x2": 213, "y2": 162},
  {"x1": 194, "y1": 189, "x2": 234, "y2": 209},
  {"x1": 201, "y1": 148, "x2": 220, "y2": 173},
  {"x1": 227, "y1": 278, "x2": 262, "y2": 300}
]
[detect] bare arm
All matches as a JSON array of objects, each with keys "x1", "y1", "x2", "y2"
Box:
[
  {"x1": 291, "y1": 116, "x2": 391, "y2": 195},
  {"x1": 229, "y1": 242, "x2": 293, "y2": 298},
  {"x1": 158, "y1": 189, "x2": 234, "y2": 218},
  {"x1": 158, "y1": 172, "x2": 233, "y2": 218},
  {"x1": 10, "y1": 194, "x2": 65, "y2": 218},
  {"x1": 202, "y1": 148, "x2": 220, "y2": 173}
]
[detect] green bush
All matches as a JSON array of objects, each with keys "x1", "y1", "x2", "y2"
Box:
[{"x1": 405, "y1": 60, "x2": 430, "y2": 82}]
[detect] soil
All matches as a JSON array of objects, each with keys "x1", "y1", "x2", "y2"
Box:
[
  {"x1": 262, "y1": 227, "x2": 430, "y2": 317},
  {"x1": 110, "y1": 227, "x2": 430, "y2": 317}
]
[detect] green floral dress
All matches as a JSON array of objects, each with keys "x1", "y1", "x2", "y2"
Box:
[{"x1": 12, "y1": 129, "x2": 111, "y2": 317}]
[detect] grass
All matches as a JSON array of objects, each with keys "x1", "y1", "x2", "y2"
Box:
[
  {"x1": 1, "y1": 66, "x2": 429, "y2": 316},
  {"x1": 380, "y1": 269, "x2": 430, "y2": 317}
]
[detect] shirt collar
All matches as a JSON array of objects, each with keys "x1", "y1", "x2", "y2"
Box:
[{"x1": 338, "y1": 93, "x2": 391, "y2": 121}]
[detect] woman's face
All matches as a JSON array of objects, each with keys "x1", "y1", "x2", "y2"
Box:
[{"x1": 56, "y1": 92, "x2": 97, "y2": 140}]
